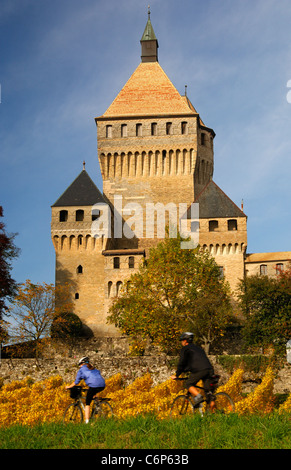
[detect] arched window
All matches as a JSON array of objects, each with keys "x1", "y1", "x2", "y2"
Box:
[
  {"x1": 108, "y1": 281, "x2": 113, "y2": 298},
  {"x1": 76, "y1": 210, "x2": 84, "y2": 221},
  {"x1": 77, "y1": 265, "x2": 83, "y2": 274},
  {"x1": 75, "y1": 293, "x2": 79, "y2": 300},
  {"x1": 116, "y1": 281, "x2": 123, "y2": 296},
  {"x1": 59, "y1": 210, "x2": 68, "y2": 222},
  {"x1": 113, "y1": 257, "x2": 120, "y2": 269}
]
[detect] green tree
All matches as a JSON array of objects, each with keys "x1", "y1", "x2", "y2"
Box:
[
  {"x1": 238, "y1": 266, "x2": 291, "y2": 354},
  {"x1": 0, "y1": 206, "x2": 20, "y2": 342},
  {"x1": 108, "y1": 234, "x2": 232, "y2": 353}
]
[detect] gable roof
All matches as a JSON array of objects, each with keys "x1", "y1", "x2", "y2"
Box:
[
  {"x1": 193, "y1": 180, "x2": 246, "y2": 219},
  {"x1": 52, "y1": 169, "x2": 105, "y2": 207},
  {"x1": 101, "y1": 62, "x2": 195, "y2": 117}
]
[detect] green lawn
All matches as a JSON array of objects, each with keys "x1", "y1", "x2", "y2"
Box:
[{"x1": 0, "y1": 413, "x2": 290, "y2": 450}]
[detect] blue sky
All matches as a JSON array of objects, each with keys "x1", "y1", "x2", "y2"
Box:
[{"x1": 1, "y1": 0, "x2": 291, "y2": 286}]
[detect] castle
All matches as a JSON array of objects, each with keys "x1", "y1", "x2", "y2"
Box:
[{"x1": 51, "y1": 12, "x2": 290, "y2": 336}]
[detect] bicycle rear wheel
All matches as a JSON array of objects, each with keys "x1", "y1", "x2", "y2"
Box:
[
  {"x1": 91, "y1": 400, "x2": 114, "y2": 420},
  {"x1": 63, "y1": 403, "x2": 83, "y2": 423},
  {"x1": 170, "y1": 395, "x2": 197, "y2": 418},
  {"x1": 212, "y1": 392, "x2": 235, "y2": 414}
]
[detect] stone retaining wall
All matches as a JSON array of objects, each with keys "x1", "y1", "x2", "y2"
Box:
[{"x1": 1, "y1": 338, "x2": 290, "y2": 394}]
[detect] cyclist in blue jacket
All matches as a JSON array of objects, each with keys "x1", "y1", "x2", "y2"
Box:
[{"x1": 66, "y1": 356, "x2": 105, "y2": 423}]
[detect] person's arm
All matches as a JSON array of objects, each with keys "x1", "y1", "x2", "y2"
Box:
[
  {"x1": 171, "y1": 348, "x2": 187, "y2": 379},
  {"x1": 66, "y1": 368, "x2": 82, "y2": 389},
  {"x1": 66, "y1": 381, "x2": 76, "y2": 389}
]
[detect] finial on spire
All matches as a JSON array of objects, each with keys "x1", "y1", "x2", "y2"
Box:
[
  {"x1": 141, "y1": 5, "x2": 158, "y2": 62},
  {"x1": 185, "y1": 85, "x2": 188, "y2": 97},
  {"x1": 83, "y1": 161, "x2": 86, "y2": 170}
]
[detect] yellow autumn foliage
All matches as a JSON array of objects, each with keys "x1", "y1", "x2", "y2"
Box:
[
  {"x1": 235, "y1": 367, "x2": 275, "y2": 415},
  {"x1": 0, "y1": 367, "x2": 289, "y2": 427}
]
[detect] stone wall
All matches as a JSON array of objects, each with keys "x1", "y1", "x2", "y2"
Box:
[{"x1": 1, "y1": 338, "x2": 290, "y2": 394}]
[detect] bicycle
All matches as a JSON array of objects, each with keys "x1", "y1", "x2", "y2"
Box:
[
  {"x1": 63, "y1": 386, "x2": 114, "y2": 423},
  {"x1": 170, "y1": 375, "x2": 235, "y2": 417}
]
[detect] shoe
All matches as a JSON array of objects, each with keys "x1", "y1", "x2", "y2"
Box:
[{"x1": 193, "y1": 394, "x2": 203, "y2": 407}]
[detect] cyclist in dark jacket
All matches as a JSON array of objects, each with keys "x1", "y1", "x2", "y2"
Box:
[{"x1": 171, "y1": 332, "x2": 214, "y2": 405}]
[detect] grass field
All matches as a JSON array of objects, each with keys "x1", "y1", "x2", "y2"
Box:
[{"x1": 0, "y1": 413, "x2": 290, "y2": 450}]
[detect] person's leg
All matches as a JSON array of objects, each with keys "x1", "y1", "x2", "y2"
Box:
[
  {"x1": 186, "y1": 373, "x2": 204, "y2": 404},
  {"x1": 85, "y1": 388, "x2": 95, "y2": 423},
  {"x1": 84, "y1": 405, "x2": 91, "y2": 422}
]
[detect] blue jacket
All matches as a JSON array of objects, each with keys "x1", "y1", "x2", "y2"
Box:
[{"x1": 75, "y1": 364, "x2": 105, "y2": 388}]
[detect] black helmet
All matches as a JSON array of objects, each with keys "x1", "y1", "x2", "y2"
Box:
[
  {"x1": 179, "y1": 332, "x2": 194, "y2": 343},
  {"x1": 78, "y1": 356, "x2": 89, "y2": 365}
]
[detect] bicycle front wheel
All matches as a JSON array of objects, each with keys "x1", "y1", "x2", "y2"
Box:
[
  {"x1": 91, "y1": 400, "x2": 114, "y2": 420},
  {"x1": 170, "y1": 395, "x2": 196, "y2": 418},
  {"x1": 63, "y1": 403, "x2": 83, "y2": 423},
  {"x1": 213, "y1": 392, "x2": 235, "y2": 414}
]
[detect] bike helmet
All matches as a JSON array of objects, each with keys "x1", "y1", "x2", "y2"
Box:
[
  {"x1": 179, "y1": 332, "x2": 194, "y2": 343},
  {"x1": 78, "y1": 356, "x2": 90, "y2": 365}
]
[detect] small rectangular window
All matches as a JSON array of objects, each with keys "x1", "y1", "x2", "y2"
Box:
[
  {"x1": 166, "y1": 122, "x2": 172, "y2": 135},
  {"x1": 209, "y1": 220, "x2": 219, "y2": 232},
  {"x1": 76, "y1": 210, "x2": 84, "y2": 221},
  {"x1": 276, "y1": 263, "x2": 284, "y2": 274},
  {"x1": 181, "y1": 121, "x2": 187, "y2": 135},
  {"x1": 260, "y1": 265, "x2": 267, "y2": 275},
  {"x1": 121, "y1": 124, "x2": 127, "y2": 137},
  {"x1": 106, "y1": 125, "x2": 112, "y2": 138},
  {"x1": 113, "y1": 257, "x2": 120, "y2": 269},
  {"x1": 136, "y1": 123, "x2": 142, "y2": 137},
  {"x1": 59, "y1": 210, "x2": 68, "y2": 222},
  {"x1": 151, "y1": 123, "x2": 157, "y2": 136},
  {"x1": 228, "y1": 219, "x2": 237, "y2": 231}
]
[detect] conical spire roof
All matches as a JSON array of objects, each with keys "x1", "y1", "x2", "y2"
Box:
[
  {"x1": 141, "y1": 7, "x2": 157, "y2": 41},
  {"x1": 52, "y1": 165, "x2": 105, "y2": 207},
  {"x1": 193, "y1": 180, "x2": 246, "y2": 218}
]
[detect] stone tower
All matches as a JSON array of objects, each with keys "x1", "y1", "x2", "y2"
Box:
[
  {"x1": 95, "y1": 11, "x2": 215, "y2": 251},
  {"x1": 51, "y1": 12, "x2": 249, "y2": 336}
]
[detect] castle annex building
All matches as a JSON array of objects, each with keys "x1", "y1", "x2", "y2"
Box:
[{"x1": 51, "y1": 13, "x2": 290, "y2": 336}]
